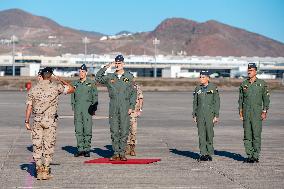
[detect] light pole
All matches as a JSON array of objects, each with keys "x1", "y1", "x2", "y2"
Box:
[
  {"x1": 82, "y1": 37, "x2": 90, "y2": 63},
  {"x1": 11, "y1": 35, "x2": 18, "y2": 76},
  {"x1": 153, "y1": 38, "x2": 160, "y2": 78}
]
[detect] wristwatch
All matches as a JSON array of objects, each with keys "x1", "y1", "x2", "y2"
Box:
[
  {"x1": 25, "y1": 120, "x2": 29, "y2": 124},
  {"x1": 262, "y1": 110, "x2": 267, "y2": 113},
  {"x1": 139, "y1": 109, "x2": 143, "y2": 112}
]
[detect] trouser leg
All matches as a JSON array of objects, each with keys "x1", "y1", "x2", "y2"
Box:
[
  {"x1": 118, "y1": 108, "x2": 130, "y2": 155},
  {"x1": 127, "y1": 113, "x2": 137, "y2": 145},
  {"x1": 243, "y1": 115, "x2": 254, "y2": 158},
  {"x1": 82, "y1": 109, "x2": 93, "y2": 151},
  {"x1": 251, "y1": 113, "x2": 263, "y2": 159},
  {"x1": 74, "y1": 111, "x2": 84, "y2": 152},
  {"x1": 109, "y1": 111, "x2": 120, "y2": 155},
  {"x1": 42, "y1": 120, "x2": 57, "y2": 166},
  {"x1": 197, "y1": 117, "x2": 207, "y2": 156},
  {"x1": 205, "y1": 119, "x2": 214, "y2": 155},
  {"x1": 31, "y1": 122, "x2": 44, "y2": 167}
]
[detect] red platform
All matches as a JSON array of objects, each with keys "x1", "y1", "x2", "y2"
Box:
[{"x1": 84, "y1": 158, "x2": 161, "y2": 164}]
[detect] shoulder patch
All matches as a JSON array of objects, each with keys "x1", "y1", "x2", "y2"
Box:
[{"x1": 123, "y1": 78, "x2": 129, "y2": 83}]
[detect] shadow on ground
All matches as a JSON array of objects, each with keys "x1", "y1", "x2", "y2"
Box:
[
  {"x1": 92, "y1": 145, "x2": 113, "y2": 158},
  {"x1": 62, "y1": 146, "x2": 77, "y2": 155},
  {"x1": 214, "y1": 150, "x2": 245, "y2": 161},
  {"x1": 27, "y1": 145, "x2": 33, "y2": 152},
  {"x1": 169, "y1": 149, "x2": 200, "y2": 160},
  {"x1": 169, "y1": 148, "x2": 245, "y2": 161},
  {"x1": 20, "y1": 162, "x2": 36, "y2": 178}
]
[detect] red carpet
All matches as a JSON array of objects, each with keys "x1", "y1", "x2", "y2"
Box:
[{"x1": 84, "y1": 158, "x2": 161, "y2": 164}]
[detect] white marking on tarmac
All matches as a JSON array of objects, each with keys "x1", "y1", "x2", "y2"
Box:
[
  {"x1": 0, "y1": 102, "x2": 23, "y2": 105},
  {"x1": 59, "y1": 115, "x2": 109, "y2": 120},
  {"x1": 24, "y1": 157, "x2": 34, "y2": 188},
  {"x1": 191, "y1": 168, "x2": 201, "y2": 171}
]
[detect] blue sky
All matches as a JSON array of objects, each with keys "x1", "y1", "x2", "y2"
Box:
[{"x1": 1, "y1": 0, "x2": 284, "y2": 43}]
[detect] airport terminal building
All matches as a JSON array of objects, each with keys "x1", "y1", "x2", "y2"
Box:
[{"x1": 0, "y1": 53, "x2": 284, "y2": 78}]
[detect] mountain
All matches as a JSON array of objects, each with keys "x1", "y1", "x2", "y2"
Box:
[
  {"x1": 0, "y1": 9, "x2": 103, "y2": 55},
  {"x1": 79, "y1": 30, "x2": 104, "y2": 37},
  {"x1": 147, "y1": 18, "x2": 284, "y2": 57},
  {"x1": 0, "y1": 9, "x2": 284, "y2": 57},
  {"x1": 116, "y1": 31, "x2": 133, "y2": 35}
]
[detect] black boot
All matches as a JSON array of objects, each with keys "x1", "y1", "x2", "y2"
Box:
[
  {"x1": 207, "y1": 155, "x2": 212, "y2": 161},
  {"x1": 253, "y1": 158, "x2": 259, "y2": 163},
  {"x1": 74, "y1": 151, "x2": 85, "y2": 157},
  {"x1": 84, "y1": 151, "x2": 90, "y2": 157},
  {"x1": 243, "y1": 157, "x2": 254, "y2": 163},
  {"x1": 199, "y1": 155, "x2": 207, "y2": 161}
]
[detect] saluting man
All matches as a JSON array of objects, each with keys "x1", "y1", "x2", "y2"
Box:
[
  {"x1": 239, "y1": 63, "x2": 270, "y2": 163},
  {"x1": 95, "y1": 55, "x2": 137, "y2": 161},
  {"x1": 25, "y1": 67, "x2": 74, "y2": 180},
  {"x1": 71, "y1": 64, "x2": 98, "y2": 157},
  {"x1": 193, "y1": 70, "x2": 220, "y2": 161}
]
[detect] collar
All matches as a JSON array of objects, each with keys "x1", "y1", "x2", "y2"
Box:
[
  {"x1": 200, "y1": 82, "x2": 210, "y2": 87},
  {"x1": 39, "y1": 80, "x2": 51, "y2": 84},
  {"x1": 115, "y1": 70, "x2": 125, "y2": 77},
  {"x1": 247, "y1": 77, "x2": 258, "y2": 84},
  {"x1": 80, "y1": 77, "x2": 87, "y2": 83}
]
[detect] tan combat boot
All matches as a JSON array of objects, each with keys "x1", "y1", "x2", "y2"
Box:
[
  {"x1": 41, "y1": 165, "x2": 53, "y2": 180},
  {"x1": 36, "y1": 165, "x2": 44, "y2": 180},
  {"x1": 109, "y1": 154, "x2": 120, "y2": 161},
  {"x1": 130, "y1": 144, "x2": 136, "y2": 156},
  {"x1": 120, "y1": 154, "x2": 127, "y2": 161},
  {"x1": 125, "y1": 144, "x2": 131, "y2": 155}
]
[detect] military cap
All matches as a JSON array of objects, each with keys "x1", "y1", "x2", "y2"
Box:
[
  {"x1": 80, "y1": 64, "x2": 88, "y2": 71},
  {"x1": 42, "y1": 67, "x2": 54, "y2": 74},
  {"x1": 200, "y1": 70, "x2": 210, "y2": 76},
  {"x1": 115, "y1": 54, "x2": 124, "y2": 62},
  {"x1": 248, "y1": 63, "x2": 257, "y2": 70}
]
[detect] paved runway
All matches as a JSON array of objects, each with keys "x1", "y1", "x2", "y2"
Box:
[{"x1": 0, "y1": 90, "x2": 283, "y2": 188}]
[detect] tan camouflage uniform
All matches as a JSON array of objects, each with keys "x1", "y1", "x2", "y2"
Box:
[
  {"x1": 26, "y1": 80, "x2": 65, "y2": 168},
  {"x1": 127, "y1": 84, "x2": 143, "y2": 145}
]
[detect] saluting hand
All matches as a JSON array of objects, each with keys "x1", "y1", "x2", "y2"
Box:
[{"x1": 106, "y1": 62, "x2": 115, "y2": 69}]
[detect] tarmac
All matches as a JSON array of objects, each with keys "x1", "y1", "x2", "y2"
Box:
[{"x1": 0, "y1": 90, "x2": 283, "y2": 189}]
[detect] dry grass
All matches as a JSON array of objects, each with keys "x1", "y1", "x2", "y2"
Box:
[{"x1": 0, "y1": 76, "x2": 283, "y2": 91}]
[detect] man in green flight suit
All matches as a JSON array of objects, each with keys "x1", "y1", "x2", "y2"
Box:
[
  {"x1": 192, "y1": 70, "x2": 220, "y2": 161},
  {"x1": 71, "y1": 64, "x2": 98, "y2": 157},
  {"x1": 95, "y1": 55, "x2": 137, "y2": 161},
  {"x1": 238, "y1": 63, "x2": 270, "y2": 163}
]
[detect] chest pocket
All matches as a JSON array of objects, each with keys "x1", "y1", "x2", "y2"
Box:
[
  {"x1": 254, "y1": 83, "x2": 263, "y2": 93},
  {"x1": 85, "y1": 83, "x2": 93, "y2": 93},
  {"x1": 205, "y1": 89, "x2": 214, "y2": 102}
]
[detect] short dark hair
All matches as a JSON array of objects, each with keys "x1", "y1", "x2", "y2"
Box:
[{"x1": 42, "y1": 72, "x2": 52, "y2": 79}]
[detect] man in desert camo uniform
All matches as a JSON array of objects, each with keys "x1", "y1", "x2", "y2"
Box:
[{"x1": 25, "y1": 67, "x2": 74, "y2": 180}]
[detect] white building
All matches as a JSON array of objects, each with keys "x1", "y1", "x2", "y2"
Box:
[{"x1": 0, "y1": 54, "x2": 283, "y2": 78}]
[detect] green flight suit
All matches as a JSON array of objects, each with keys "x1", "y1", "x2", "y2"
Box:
[
  {"x1": 71, "y1": 78, "x2": 98, "y2": 152},
  {"x1": 95, "y1": 67, "x2": 136, "y2": 156},
  {"x1": 238, "y1": 78, "x2": 270, "y2": 159},
  {"x1": 192, "y1": 83, "x2": 220, "y2": 156}
]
